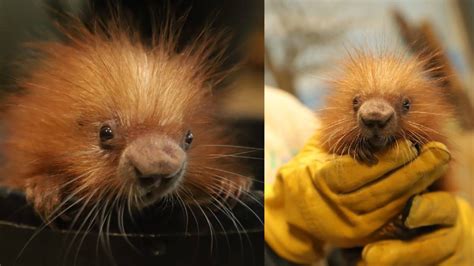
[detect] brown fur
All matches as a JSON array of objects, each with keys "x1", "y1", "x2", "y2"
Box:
[
  {"x1": 319, "y1": 50, "x2": 452, "y2": 161},
  {"x1": 0, "y1": 19, "x2": 250, "y2": 220}
]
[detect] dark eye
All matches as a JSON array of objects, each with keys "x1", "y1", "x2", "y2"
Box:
[
  {"x1": 99, "y1": 125, "x2": 114, "y2": 142},
  {"x1": 352, "y1": 95, "x2": 361, "y2": 110},
  {"x1": 402, "y1": 98, "x2": 411, "y2": 112},
  {"x1": 184, "y1": 130, "x2": 193, "y2": 149}
]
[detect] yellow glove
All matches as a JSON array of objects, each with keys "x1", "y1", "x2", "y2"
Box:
[
  {"x1": 360, "y1": 193, "x2": 474, "y2": 266},
  {"x1": 265, "y1": 134, "x2": 451, "y2": 264}
]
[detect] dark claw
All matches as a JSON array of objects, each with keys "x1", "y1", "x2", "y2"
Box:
[
  {"x1": 355, "y1": 148, "x2": 378, "y2": 165},
  {"x1": 401, "y1": 195, "x2": 416, "y2": 224},
  {"x1": 413, "y1": 142, "x2": 421, "y2": 154}
]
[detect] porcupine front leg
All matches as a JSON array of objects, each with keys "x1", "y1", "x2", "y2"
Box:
[
  {"x1": 24, "y1": 175, "x2": 63, "y2": 222},
  {"x1": 354, "y1": 145, "x2": 378, "y2": 165}
]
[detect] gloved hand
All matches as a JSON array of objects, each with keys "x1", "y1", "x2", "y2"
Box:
[
  {"x1": 265, "y1": 134, "x2": 451, "y2": 264},
  {"x1": 359, "y1": 192, "x2": 473, "y2": 266}
]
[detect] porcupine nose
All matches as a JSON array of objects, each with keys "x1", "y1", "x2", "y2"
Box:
[
  {"x1": 125, "y1": 135, "x2": 186, "y2": 188},
  {"x1": 359, "y1": 98, "x2": 395, "y2": 129}
]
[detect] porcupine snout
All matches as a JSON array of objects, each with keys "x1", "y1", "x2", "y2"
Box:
[
  {"x1": 358, "y1": 98, "x2": 397, "y2": 149},
  {"x1": 122, "y1": 134, "x2": 187, "y2": 190}
]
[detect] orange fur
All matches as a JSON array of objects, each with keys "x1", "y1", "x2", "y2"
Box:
[
  {"x1": 318, "y1": 50, "x2": 454, "y2": 189},
  {"x1": 319, "y1": 51, "x2": 451, "y2": 154},
  {"x1": 0, "y1": 19, "x2": 250, "y2": 220}
]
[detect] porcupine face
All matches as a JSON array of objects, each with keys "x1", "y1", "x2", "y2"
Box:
[
  {"x1": 319, "y1": 52, "x2": 450, "y2": 161},
  {"x1": 2, "y1": 26, "x2": 248, "y2": 209}
]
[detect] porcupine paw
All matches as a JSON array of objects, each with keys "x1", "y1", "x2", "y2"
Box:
[
  {"x1": 25, "y1": 178, "x2": 62, "y2": 223},
  {"x1": 373, "y1": 197, "x2": 435, "y2": 240},
  {"x1": 354, "y1": 147, "x2": 378, "y2": 166},
  {"x1": 373, "y1": 216, "x2": 413, "y2": 240},
  {"x1": 219, "y1": 176, "x2": 252, "y2": 208}
]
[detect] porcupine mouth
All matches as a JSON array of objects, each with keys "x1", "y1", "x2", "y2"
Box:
[
  {"x1": 139, "y1": 162, "x2": 187, "y2": 207},
  {"x1": 366, "y1": 134, "x2": 394, "y2": 150}
]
